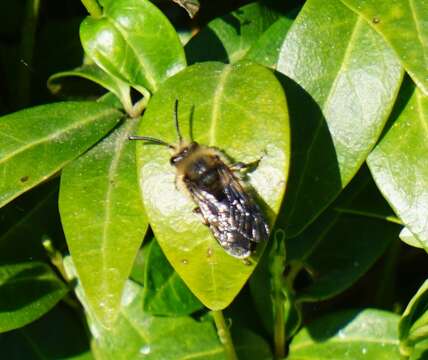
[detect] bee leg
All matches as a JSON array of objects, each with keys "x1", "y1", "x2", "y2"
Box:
[
  {"x1": 193, "y1": 207, "x2": 209, "y2": 226},
  {"x1": 231, "y1": 158, "x2": 261, "y2": 173}
]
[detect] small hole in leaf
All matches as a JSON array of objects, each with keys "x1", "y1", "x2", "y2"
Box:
[
  {"x1": 372, "y1": 17, "x2": 380, "y2": 24},
  {"x1": 20, "y1": 176, "x2": 29, "y2": 183},
  {"x1": 181, "y1": 259, "x2": 188, "y2": 265}
]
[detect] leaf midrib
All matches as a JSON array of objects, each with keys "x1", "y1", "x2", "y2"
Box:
[
  {"x1": 105, "y1": 16, "x2": 158, "y2": 91},
  {"x1": 0, "y1": 108, "x2": 116, "y2": 166},
  {"x1": 209, "y1": 65, "x2": 232, "y2": 146},
  {"x1": 291, "y1": 336, "x2": 398, "y2": 352},
  {"x1": 408, "y1": 0, "x2": 428, "y2": 67},
  {"x1": 99, "y1": 121, "x2": 135, "y2": 296}
]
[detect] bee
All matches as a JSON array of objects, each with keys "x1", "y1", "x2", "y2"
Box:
[{"x1": 129, "y1": 100, "x2": 269, "y2": 258}]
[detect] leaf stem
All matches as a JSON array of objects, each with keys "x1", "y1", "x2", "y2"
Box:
[
  {"x1": 334, "y1": 207, "x2": 402, "y2": 225},
  {"x1": 212, "y1": 310, "x2": 238, "y2": 360},
  {"x1": 42, "y1": 237, "x2": 70, "y2": 283},
  {"x1": 270, "y1": 231, "x2": 287, "y2": 359},
  {"x1": 273, "y1": 293, "x2": 285, "y2": 359},
  {"x1": 81, "y1": 0, "x2": 103, "y2": 18},
  {"x1": 17, "y1": 0, "x2": 41, "y2": 107}
]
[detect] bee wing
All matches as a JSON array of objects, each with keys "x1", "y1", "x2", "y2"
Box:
[{"x1": 187, "y1": 164, "x2": 269, "y2": 258}]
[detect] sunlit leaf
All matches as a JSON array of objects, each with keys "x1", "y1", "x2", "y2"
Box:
[
  {"x1": 186, "y1": 2, "x2": 283, "y2": 64},
  {"x1": 0, "y1": 102, "x2": 121, "y2": 209},
  {"x1": 341, "y1": 0, "x2": 428, "y2": 95},
  {"x1": 80, "y1": 0, "x2": 186, "y2": 93},
  {"x1": 400, "y1": 279, "x2": 428, "y2": 357},
  {"x1": 368, "y1": 81, "x2": 428, "y2": 252},
  {"x1": 60, "y1": 119, "x2": 148, "y2": 327},
  {"x1": 136, "y1": 61, "x2": 289, "y2": 309},
  {"x1": 277, "y1": 0, "x2": 404, "y2": 237}
]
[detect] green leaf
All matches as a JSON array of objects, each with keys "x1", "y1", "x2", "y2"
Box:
[
  {"x1": 0, "y1": 262, "x2": 68, "y2": 333},
  {"x1": 60, "y1": 119, "x2": 148, "y2": 328},
  {"x1": 0, "y1": 305, "x2": 92, "y2": 360},
  {"x1": 186, "y1": 2, "x2": 282, "y2": 64},
  {"x1": 48, "y1": 64, "x2": 130, "y2": 108},
  {"x1": 291, "y1": 212, "x2": 398, "y2": 301},
  {"x1": 400, "y1": 227, "x2": 424, "y2": 249},
  {"x1": 289, "y1": 309, "x2": 401, "y2": 359},
  {"x1": 233, "y1": 328, "x2": 273, "y2": 360},
  {"x1": 400, "y1": 279, "x2": 428, "y2": 357},
  {"x1": 410, "y1": 340, "x2": 428, "y2": 360},
  {"x1": 80, "y1": 0, "x2": 186, "y2": 93},
  {"x1": 277, "y1": 0, "x2": 404, "y2": 237},
  {"x1": 340, "y1": 0, "x2": 428, "y2": 96},
  {"x1": 249, "y1": 229, "x2": 300, "y2": 340},
  {"x1": 92, "y1": 282, "x2": 225, "y2": 359},
  {"x1": 130, "y1": 241, "x2": 151, "y2": 285},
  {"x1": 245, "y1": 15, "x2": 294, "y2": 69},
  {"x1": 63, "y1": 257, "x2": 227, "y2": 360},
  {"x1": 287, "y1": 169, "x2": 400, "y2": 301},
  {"x1": 0, "y1": 181, "x2": 62, "y2": 262},
  {"x1": 0, "y1": 101, "x2": 121, "y2": 209},
  {"x1": 143, "y1": 238, "x2": 203, "y2": 316},
  {"x1": 368, "y1": 81, "x2": 428, "y2": 252},
  {"x1": 136, "y1": 61, "x2": 289, "y2": 309}
]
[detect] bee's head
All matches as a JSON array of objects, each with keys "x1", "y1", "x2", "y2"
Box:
[
  {"x1": 128, "y1": 99, "x2": 198, "y2": 165},
  {"x1": 170, "y1": 141, "x2": 199, "y2": 166}
]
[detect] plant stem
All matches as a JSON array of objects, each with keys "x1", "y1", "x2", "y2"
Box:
[
  {"x1": 17, "y1": 0, "x2": 41, "y2": 108},
  {"x1": 212, "y1": 310, "x2": 238, "y2": 360},
  {"x1": 81, "y1": 0, "x2": 103, "y2": 18},
  {"x1": 334, "y1": 207, "x2": 402, "y2": 225},
  {"x1": 273, "y1": 293, "x2": 285, "y2": 359}
]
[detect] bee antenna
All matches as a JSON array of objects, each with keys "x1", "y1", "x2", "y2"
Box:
[
  {"x1": 128, "y1": 135, "x2": 175, "y2": 149},
  {"x1": 174, "y1": 99, "x2": 183, "y2": 144}
]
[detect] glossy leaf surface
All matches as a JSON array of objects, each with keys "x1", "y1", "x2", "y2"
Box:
[
  {"x1": 0, "y1": 305, "x2": 92, "y2": 359},
  {"x1": 60, "y1": 119, "x2": 148, "y2": 327},
  {"x1": 62, "y1": 257, "x2": 227, "y2": 360},
  {"x1": 136, "y1": 61, "x2": 289, "y2": 309},
  {"x1": 143, "y1": 239, "x2": 203, "y2": 316},
  {"x1": 48, "y1": 65, "x2": 130, "y2": 109},
  {"x1": 400, "y1": 227, "x2": 424, "y2": 249},
  {"x1": 245, "y1": 16, "x2": 294, "y2": 69},
  {"x1": 277, "y1": 0, "x2": 403, "y2": 237},
  {"x1": 289, "y1": 309, "x2": 400, "y2": 359},
  {"x1": 186, "y1": 2, "x2": 282, "y2": 64},
  {"x1": 0, "y1": 102, "x2": 121, "y2": 209},
  {"x1": 80, "y1": 0, "x2": 186, "y2": 93},
  {"x1": 341, "y1": 0, "x2": 428, "y2": 95},
  {"x1": 0, "y1": 262, "x2": 67, "y2": 333},
  {"x1": 400, "y1": 279, "x2": 428, "y2": 357},
  {"x1": 368, "y1": 82, "x2": 428, "y2": 252},
  {"x1": 92, "y1": 282, "x2": 225, "y2": 360}
]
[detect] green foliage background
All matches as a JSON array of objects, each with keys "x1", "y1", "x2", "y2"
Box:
[{"x1": 0, "y1": 0, "x2": 427, "y2": 359}]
